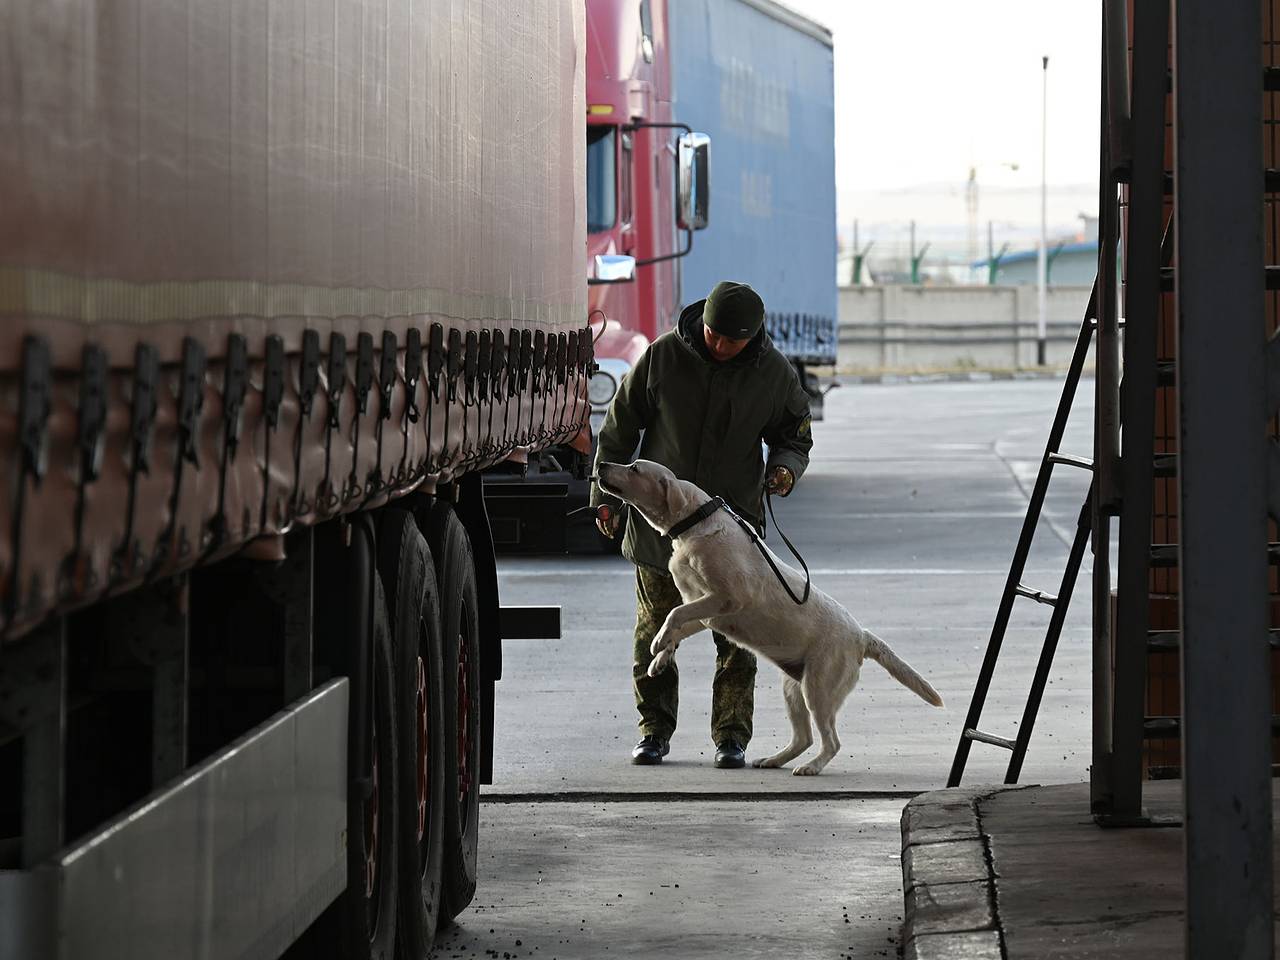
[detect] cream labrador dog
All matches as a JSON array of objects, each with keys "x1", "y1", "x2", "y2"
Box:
[{"x1": 597, "y1": 459, "x2": 944, "y2": 775}]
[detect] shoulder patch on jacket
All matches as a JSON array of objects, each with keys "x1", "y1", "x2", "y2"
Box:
[{"x1": 798, "y1": 415, "x2": 812, "y2": 437}]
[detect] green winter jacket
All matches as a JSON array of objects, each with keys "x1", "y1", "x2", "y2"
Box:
[{"x1": 591, "y1": 299, "x2": 814, "y2": 570}]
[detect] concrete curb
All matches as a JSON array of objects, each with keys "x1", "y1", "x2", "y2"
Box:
[
  {"x1": 835, "y1": 369, "x2": 1087, "y2": 386},
  {"x1": 899, "y1": 786, "x2": 1030, "y2": 960}
]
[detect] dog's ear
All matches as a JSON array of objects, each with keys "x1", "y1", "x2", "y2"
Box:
[{"x1": 660, "y1": 475, "x2": 681, "y2": 516}]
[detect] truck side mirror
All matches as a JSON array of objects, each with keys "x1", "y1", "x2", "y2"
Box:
[
  {"x1": 677, "y1": 132, "x2": 710, "y2": 231},
  {"x1": 590, "y1": 253, "x2": 637, "y2": 285}
]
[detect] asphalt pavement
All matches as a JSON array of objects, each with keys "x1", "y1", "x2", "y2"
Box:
[
  {"x1": 490, "y1": 378, "x2": 1095, "y2": 795},
  {"x1": 437, "y1": 379, "x2": 1097, "y2": 959}
]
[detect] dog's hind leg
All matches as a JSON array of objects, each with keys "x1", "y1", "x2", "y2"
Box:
[
  {"x1": 752, "y1": 678, "x2": 813, "y2": 769},
  {"x1": 793, "y1": 658, "x2": 861, "y2": 776}
]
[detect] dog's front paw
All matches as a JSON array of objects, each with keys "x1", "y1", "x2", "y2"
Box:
[
  {"x1": 648, "y1": 649, "x2": 673, "y2": 676},
  {"x1": 752, "y1": 756, "x2": 784, "y2": 769},
  {"x1": 792, "y1": 763, "x2": 823, "y2": 777},
  {"x1": 649, "y1": 633, "x2": 669, "y2": 658}
]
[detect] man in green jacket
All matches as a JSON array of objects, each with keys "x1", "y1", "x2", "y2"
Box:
[{"x1": 591, "y1": 280, "x2": 814, "y2": 768}]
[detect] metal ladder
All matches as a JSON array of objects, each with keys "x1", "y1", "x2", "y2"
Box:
[{"x1": 946, "y1": 289, "x2": 1098, "y2": 788}]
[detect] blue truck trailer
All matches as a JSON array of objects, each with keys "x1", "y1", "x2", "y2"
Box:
[{"x1": 670, "y1": 0, "x2": 838, "y2": 413}]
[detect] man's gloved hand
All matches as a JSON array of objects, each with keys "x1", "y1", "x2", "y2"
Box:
[
  {"x1": 765, "y1": 465, "x2": 795, "y2": 497},
  {"x1": 595, "y1": 503, "x2": 623, "y2": 539}
]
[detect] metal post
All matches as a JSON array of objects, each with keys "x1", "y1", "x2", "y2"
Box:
[
  {"x1": 910, "y1": 220, "x2": 916, "y2": 284},
  {"x1": 853, "y1": 219, "x2": 862, "y2": 285},
  {"x1": 853, "y1": 219, "x2": 858, "y2": 285},
  {"x1": 1173, "y1": 1, "x2": 1273, "y2": 956},
  {"x1": 1037, "y1": 56, "x2": 1049, "y2": 366},
  {"x1": 1107, "y1": 0, "x2": 1168, "y2": 825},
  {"x1": 257, "y1": 529, "x2": 316, "y2": 705},
  {"x1": 909, "y1": 221, "x2": 929, "y2": 285},
  {"x1": 150, "y1": 583, "x2": 189, "y2": 786},
  {"x1": 1090, "y1": 1, "x2": 1116, "y2": 817},
  {"x1": 966, "y1": 166, "x2": 979, "y2": 268},
  {"x1": 16, "y1": 619, "x2": 68, "y2": 866},
  {"x1": 1095, "y1": 3, "x2": 1124, "y2": 515}
]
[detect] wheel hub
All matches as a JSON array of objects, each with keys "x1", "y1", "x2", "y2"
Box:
[
  {"x1": 416, "y1": 653, "x2": 429, "y2": 842},
  {"x1": 365, "y1": 733, "x2": 379, "y2": 900},
  {"x1": 456, "y1": 634, "x2": 473, "y2": 807}
]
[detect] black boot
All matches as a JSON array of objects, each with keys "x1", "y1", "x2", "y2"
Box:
[
  {"x1": 631, "y1": 734, "x2": 670, "y2": 765},
  {"x1": 714, "y1": 739, "x2": 746, "y2": 769}
]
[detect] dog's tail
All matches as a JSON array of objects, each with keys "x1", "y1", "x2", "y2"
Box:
[{"x1": 864, "y1": 632, "x2": 944, "y2": 707}]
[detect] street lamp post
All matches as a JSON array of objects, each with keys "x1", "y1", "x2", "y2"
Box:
[{"x1": 1037, "y1": 55, "x2": 1049, "y2": 366}]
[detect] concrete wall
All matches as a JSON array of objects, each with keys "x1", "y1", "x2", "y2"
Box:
[{"x1": 837, "y1": 284, "x2": 1094, "y2": 370}]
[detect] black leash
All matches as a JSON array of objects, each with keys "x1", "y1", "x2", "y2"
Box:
[{"x1": 725, "y1": 493, "x2": 811, "y2": 606}]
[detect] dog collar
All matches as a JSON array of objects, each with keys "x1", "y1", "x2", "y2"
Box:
[{"x1": 666, "y1": 496, "x2": 726, "y2": 540}]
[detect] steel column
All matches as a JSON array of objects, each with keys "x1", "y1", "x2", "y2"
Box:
[
  {"x1": 148, "y1": 586, "x2": 189, "y2": 787},
  {"x1": 1173, "y1": 0, "x2": 1273, "y2": 955},
  {"x1": 17, "y1": 619, "x2": 68, "y2": 866},
  {"x1": 1089, "y1": 0, "x2": 1118, "y2": 815},
  {"x1": 273, "y1": 530, "x2": 315, "y2": 705},
  {"x1": 1109, "y1": 0, "x2": 1170, "y2": 823},
  {"x1": 106, "y1": 581, "x2": 191, "y2": 786},
  {"x1": 1094, "y1": 0, "x2": 1124, "y2": 516}
]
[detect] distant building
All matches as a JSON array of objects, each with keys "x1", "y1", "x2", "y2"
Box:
[{"x1": 982, "y1": 240, "x2": 1099, "y2": 286}]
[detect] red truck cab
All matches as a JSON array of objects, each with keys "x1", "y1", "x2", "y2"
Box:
[{"x1": 585, "y1": 0, "x2": 709, "y2": 435}]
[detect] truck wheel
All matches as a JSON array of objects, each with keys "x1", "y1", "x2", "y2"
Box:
[
  {"x1": 426, "y1": 502, "x2": 482, "y2": 925},
  {"x1": 332, "y1": 566, "x2": 399, "y2": 960},
  {"x1": 378, "y1": 510, "x2": 446, "y2": 959}
]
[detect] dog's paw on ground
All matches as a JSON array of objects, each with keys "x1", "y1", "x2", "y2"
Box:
[
  {"x1": 752, "y1": 756, "x2": 783, "y2": 768},
  {"x1": 792, "y1": 763, "x2": 823, "y2": 776}
]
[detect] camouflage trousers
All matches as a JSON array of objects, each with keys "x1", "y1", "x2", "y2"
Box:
[{"x1": 632, "y1": 565, "x2": 756, "y2": 746}]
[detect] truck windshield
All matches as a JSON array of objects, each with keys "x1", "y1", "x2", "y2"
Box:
[{"x1": 587, "y1": 125, "x2": 617, "y2": 233}]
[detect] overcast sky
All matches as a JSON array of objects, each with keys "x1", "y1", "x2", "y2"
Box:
[{"x1": 779, "y1": 0, "x2": 1102, "y2": 252}]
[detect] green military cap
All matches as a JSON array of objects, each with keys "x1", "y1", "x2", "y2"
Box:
[{"x1": 703, "y1": 280, "x2": 765, "y2": 340}]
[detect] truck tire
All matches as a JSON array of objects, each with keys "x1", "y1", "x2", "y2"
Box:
[
  {"x1": 378, "y1": 510, "x2": 446, "y2": 959},
  {"x1": 426, "y1": 502, "x2": 482, "y2": 926},
  {"x1": 326, "y1": 563, "x2": 399, "y2": 960}
]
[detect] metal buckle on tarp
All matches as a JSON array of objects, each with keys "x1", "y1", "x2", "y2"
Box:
[
  {"x1": 476, "y1": 330, "x2": 496, "y2": 457},
  {"x1": 369, "y1": 329, "x2": 397, "y2": 494},
  {"x1": 463, "y1": 330, "x2": 479, "y2": 406},
  {"x1": 208, "y1": 334, "x2": 248, "y2": 551},
  {"x1": 400, "y1": 327, "x2": 422, "y2": 482},
  {"x1": 404, "y1": 328, "x2": 423, "y2": 422},
  {"x1": 446, "y1": 327, "x2": 463, "y2": 403},
  {"x1": 261, "y1": 335, "x2": 285, "y2": 529},
  {"x1": 113, "y1": 343, "x2": 158, "y2": 582},
  {"x1": 518, "y1": 329, "x2": 533, "y2": 394},
  {"x1": 348, "y1": 332, "x2": 374, "y2": 503},
  {"x1": 488, "y1": 329, "x2": 509, "y2": 453},
  {"x1": 7, "y1": 337, "x2": 52, "y2": 621},
  {"x1": 318, "y1": 332, "x2": 346, "y2": 513},
  {"x1": 423, "y1": 322, "x2": 445, "y2": 474},
  {"x1": 477, "y1": 330, "x2": 492, "y2": 403},
  {"x1": 436, "y1": 326, "x2": 463, "y2": 470},
  {"x1": 153, "y1": 337, "x2": 206, "y2": 574},
  {"x1": 530, "y1": 330, "x2": 546, "y2": 399},
  {"x1": 61, "y1": 344, "x2": 108, "y2": 599},
  {"x1": 291, "y1": 329, "x2": 321, "y2": 518}
]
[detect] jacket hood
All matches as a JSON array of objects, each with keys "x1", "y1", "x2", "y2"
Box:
[{"x1": 676, "y1": 299, "x2": 769, "y2": 366}]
